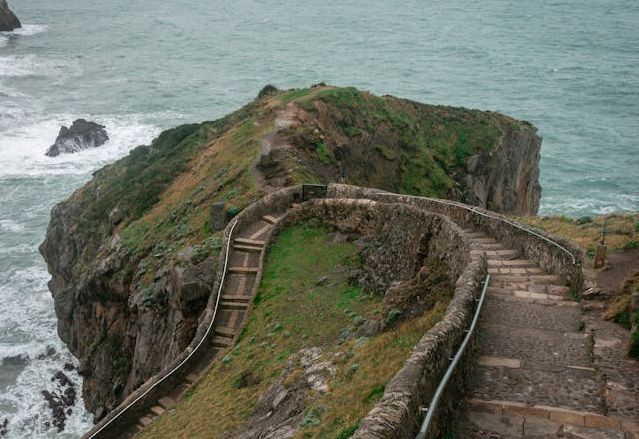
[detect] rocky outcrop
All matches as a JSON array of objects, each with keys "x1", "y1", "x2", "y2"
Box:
[
  {"x1": 462, "y1": 125, "x2": 541, "y2": 215},
  {"x1": 45, "y1": 119, "x2": 109, "y2": 157},
  {"x1": 40, "y1": 86, "x2": 544, "y2": 421},
  {"x1": 0, "y1": 0, "x2": 20, "y2": 32}
]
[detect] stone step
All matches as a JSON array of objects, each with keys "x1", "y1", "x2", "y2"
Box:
[
  {"x1": 221, "y1": 295, "x2": 250, "y2": 302},
  {"x1": 214, "y1": 326, "x2": 236, "y2": 338},
  {"x1": 469, "y1": 366, "x2": 601, "y2": 413},
  {"x1": 477, "y1": 323, "x2": 591, "y2": 369},
  {"x1": 233, "y1": 244, "x2": 263, "y2": 253},
  {"x1": 481, "y1": 296, "x2": 582, "y2": 333},
  {"x1": 211, "y1": 336, "x2": 232, "y2": 348},
  {"x1": 486, "y1": 249, "x2": 520, "y2": 257},
  {"x1": 262, "y1": 215, "x2": 278, "y2": 225},
  {"x1": 228, "y1": 266, "x2": 259, "y2": 274},
  {"x1": 158, "y1": 396, "x2": 175, "y2": 410},
  {"x1": 491, "y1": 274, "x2": 563, "y2": 284},
  {"x1": 465, "y1": 400, "x2": 636, "y2": 437},
  {"x1": 475, "y1": 242, "x2": 506, "y2": 250},
  {"x1": 220, "y1": 300, "x2": 249, "y2": 309},
  {"x1": 249, "y1": 223, "x2": 272, "y2": 240},
  {"x1": 234, "y1": 237, "x2": 265, "y2": 247},
  {"x1": 150, "y1": 405, "x2": 165, "y2": 416},
  {"x1": 138, "y1": 415, "x2": 154, "y2": 427},
  {"x1": 488, "y1": 259, "x2": 536, "y2": 268}
]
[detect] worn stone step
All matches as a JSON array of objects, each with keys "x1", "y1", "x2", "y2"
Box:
[
  {"x1": 150, "y1": 405, "x2": 165, "y2": 416},
  {"x1": 249, "y1": 223, "x2": 272, "y2": 240},
  {"x1": 469, "y1": 366, "x2": 602, "y2": 413},
  {"x1": 492, "y1": 274, "x2": 563, "y2": 284},
  {"x1": 214, "y1": 326, "x2": 236, "y2": 338},
  {"x1": 220, "y1": 300, "x2": 249, "y2": 309},
  {"x1": 228, "y1": 266, "x2": 259, "y2": 274},
  {"x1": 158, "y1": 396, "x2": 175, "y2": 410},
  {"x1": 262, "y1": 215, "x2": 278, "y2": 225},
  {"x1": 211, "y1": 336, "x2": 232, "y2": 347},
  {"x1": 221, "y1": 295, "x2": 250, "y2": 302},
  {"x1": 481, "y1": 296, "x2": 582, "y2": 333},
  {"x1": 488, "y1": 259, "x2": 536, "y2": 268},
  {"x1": 466, "y1": 399, "x2": 634, "y2": 437},
  {"x1": 234, "y1": 237, "x2": 265, "y2": 247},
  {"x1": 477, "y1": 323, "x2": 591, "y2": 369},
  {"x1": 486, "y1": 249, "x2": 521, "y2": 257},
  {"x1": 138, "y1": 415, "x2": 154, "y2": 427},
  {"x1": 475, "y1": 242, "x2": 506, "y2": 250},
  {"x1": 233, "y1": 244, "x2": 263, "y2": 253}
]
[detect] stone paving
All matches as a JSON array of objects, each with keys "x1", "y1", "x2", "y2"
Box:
[{"x1": 453, "y1": 230, "x2": 639, "y2": 439}]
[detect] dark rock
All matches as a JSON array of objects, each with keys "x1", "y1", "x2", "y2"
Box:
[
  {"x1": 257, "y1": 84, "x2": 279, "y2": 99},
  {"x1": 41, "y1": 370, "x2": 77, "y2": 432},
  {"x1": 0, "y1": 418, "x2": 8, "y2": 437},
  {"x1": 209, "y1": 202, "x2": 227, "y2": 232},
  {"x1": 0, "y1": 0, "x2": 20, "y2": 32},
  {"x1": 45, "y1": 119, "x2": 109, "y2": 157},
  {"x1": 315, "y1": 275, "x2": 328, "y2": 286},
  {"x1": 63, "y1": 362, "x2": 75, "y2": 371}
]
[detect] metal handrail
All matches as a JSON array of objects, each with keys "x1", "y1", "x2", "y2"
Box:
[
  {"x1": 375, "y1": 193, "x2": 578, "y2": 265},
  {"x1": 85, "y1": 218, "x2": 239, "y2": 439},
  {"x1": 415, "y1": 275, "x2": 491, "y2": 439}
]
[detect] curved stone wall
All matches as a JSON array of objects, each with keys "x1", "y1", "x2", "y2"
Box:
[
  {"x1": 328, "y1": 184, "x2": 584, "y2": 293},
  {"x1": 284, "y1": 197, "x2": 486, "y2": 439}
]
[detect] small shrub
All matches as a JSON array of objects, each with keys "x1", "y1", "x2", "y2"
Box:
[
  {"x1": 586, "y1": 246, "x2": 596, "y2": 259},
  {"x1": 257, "y1": 84, "x2": 279, "y2": 99},
  {"x1": 362, "y1": 384, "x2": 385, "y2": 403},
  {"x1": 336, "y1": 422, "x2": 361, "y2": 439},
  {"x1": 622, "y1": 240, "x2": 639, "y2": 250},
  {"x1": 316, "y1": 142, "x2": 333, "y2": 164},
  {"x1": 227, "y1": 205, "x2": 241, "y2": 218},
  {"x1": 576, "y1": 216, "x2": 593, "y2": 225}
]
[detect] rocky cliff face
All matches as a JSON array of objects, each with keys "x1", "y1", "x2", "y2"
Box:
[
  {"x1": 40, "y1": 85, "x2": 542, "y2": 420},
  {"x1": 0, "y1": 0, "x2": 20, "y2": 32}
]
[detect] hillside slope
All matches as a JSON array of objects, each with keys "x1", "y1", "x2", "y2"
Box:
[{"x1": 40, "y1": 85, "x2": 542, "y2": 419}]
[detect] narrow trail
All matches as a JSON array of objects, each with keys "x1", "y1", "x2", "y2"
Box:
[
  {"x1": 454, "y1": 229, "x2": 636, "y2": 439},
  {"x1": 133, "y1": 214, "x2": 282, "y2": 433}
]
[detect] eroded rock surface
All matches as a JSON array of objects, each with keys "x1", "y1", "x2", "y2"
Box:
[
  {"x1": 0, "y1": 0, "x2": 20, "y2": 32},
  {"x1": 45, "y1": 119, "x2": 109, "y2": 157}
]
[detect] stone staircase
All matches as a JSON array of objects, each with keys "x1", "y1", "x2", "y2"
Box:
[
  {"x1": 454, "y1": 230, "x2": 638, "y2": 439},
  {"x1": 130, "y1": 214, "x2": 281, "y2": 435}
]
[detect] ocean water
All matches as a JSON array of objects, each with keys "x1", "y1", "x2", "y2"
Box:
[{"x1": 0, "y1": 0, "x2": 637, "y2": 436}]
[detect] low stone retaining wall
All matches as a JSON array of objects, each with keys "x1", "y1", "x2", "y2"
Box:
[
  {"x1": 84, "y1": 186, "x2": 302, "y2": 439},
  {"x1": 285, "y1": 197, "x2": 486, "y2": 439},
  {"x1": 328, "y1": 184, "x2": 584, "y2": 293}
]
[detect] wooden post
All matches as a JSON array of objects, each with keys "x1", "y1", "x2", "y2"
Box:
[{"x1": 593, "y1": 245, "x2": 607, "y2": 269}]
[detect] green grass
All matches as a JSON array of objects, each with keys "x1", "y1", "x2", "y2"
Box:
[{"x1": 136, "y1": 222, "x2": 452, "y2": 439}]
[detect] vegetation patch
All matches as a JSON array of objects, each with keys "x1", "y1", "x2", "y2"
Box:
[
  {"x1": 521, "y1": 213, "x2": 639, "y2": 254},
  {"x1": 136, "y1": 223, "x2": 452, "y2": 438}
]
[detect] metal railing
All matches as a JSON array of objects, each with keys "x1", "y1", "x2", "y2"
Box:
[
  {"x1": 85, "y1": 218, "x2": 239, "y2": 439},
  {"x1": 375, "y1": 193, "x2": 578, "y2": 265},
  {"x1": 415, "y1": 274, "x2": 491, "y2": 439}
]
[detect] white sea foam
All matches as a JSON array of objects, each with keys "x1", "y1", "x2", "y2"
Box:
[
  {"x1": 11, "y1": 24, "x2": 49, "y2": 37},
  {"x1": 0, "y1": 54, "x2": 81, "y2": 78},
  {"x1": 0, "y1": 115, "x2": 159, "y2": 178}
]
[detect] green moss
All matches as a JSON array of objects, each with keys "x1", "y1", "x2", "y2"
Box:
[{"x1": 316, "y1": 142, "x2": 333, "y2": 164}]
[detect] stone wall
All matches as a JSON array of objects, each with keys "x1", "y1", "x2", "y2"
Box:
[
  {"x1": 284, "y1": 197, "x2": 486, "y2": 439},
  {"x1": 328, "y1": 184, "x2": 584, "y2": 293}
]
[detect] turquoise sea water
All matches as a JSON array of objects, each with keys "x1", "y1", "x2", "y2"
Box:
[{"x1": 0, "y1": 0, "x2": 637, "y2": 436}]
